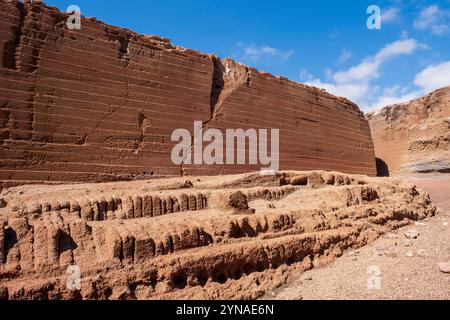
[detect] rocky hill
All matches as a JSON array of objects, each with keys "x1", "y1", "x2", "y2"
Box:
[{"x1": 367, "y1": 86, "x2": 450, "y2": 175}]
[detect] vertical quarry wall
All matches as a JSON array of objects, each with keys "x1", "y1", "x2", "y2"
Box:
[{"x1": 0, "y1": 0, "x2": 376, "y2": 189}]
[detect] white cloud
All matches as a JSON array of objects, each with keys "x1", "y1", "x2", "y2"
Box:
[
  {"x1": 299, "y1": 69, "x2": 314, "y2": 82},
  {"x1": 324, "y1": 68, "x2": 333, "y2": 81},
  {"x1": 305, "y1": 79, "x2": 370, "y2": 103},
  {"x1": 374, "y1": 38, "x2": 426, "y2": 61},
  {"x1": 369, "y1": 86, "x2": 423, "y2": 110},
  {"x1": 415, "y1": 61, "x2": 450, "y2": 92},
  {"x1": 414, "y1": 5, "x2": 439, "y2": 29},
  {"x1": 333, "y1": 60, "x2": 379, "y2": 84},
  {"x1": 383, "y1": 7, "x2": 400, "y2": 23},
  {"x1": 414, "y1": 5, "x2": 450, "y2": 35},
  {"x1": 333, "y1": 39, "x2": 425, "y2": 84},
  {"x1": 432, "y1": 24, "x2": 449, "y2": 34},
  {"x1": 338, "y1": 49, "x2": 352, "y2": 64},
  {"x1": 303, "y1": 39, "x2": 427, "y2": 111},
  {"x1": 370, "y1": 61, "x2": 450, "y2": 110},
  {"x1": 236, "y1": 43, "x2": 294, "y2": 64}
]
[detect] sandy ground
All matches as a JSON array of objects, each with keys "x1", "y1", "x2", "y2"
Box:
[{"x1": 264, "y1": 173, "x2": 450, "y2": 300}]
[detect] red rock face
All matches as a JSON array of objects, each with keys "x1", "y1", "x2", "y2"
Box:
[
  {"x1": 368, "y1": 86, "x2": 450, "y2": 175},
  {"x1": 0, "y1": 0, "x2": 376, "y2": 189}
]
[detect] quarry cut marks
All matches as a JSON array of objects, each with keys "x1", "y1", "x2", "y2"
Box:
[
  {"x1": 0, "y1": 0, "x2": 376, "y2": 191},
  {"x1": 171, "y1": 121, "x2": 280, "y2": 173},
  {"x1": 0, "y1": 171, "x2": 436, "y2": 300}
]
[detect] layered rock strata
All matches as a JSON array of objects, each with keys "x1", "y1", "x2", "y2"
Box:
[
  {"x1": 0, "y1": 0, "x2": 376, "y2": 191},
  {"x1": 368, "y1": 86, "x2": 450, "y2": 175}
]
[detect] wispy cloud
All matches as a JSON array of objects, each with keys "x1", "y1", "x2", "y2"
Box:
[
  {"x1": 415, "y1": 61, "x2": 450, "y2": 92},
  {"x1": 306, "y1": 80, "x2": 370, "y2": 104},
  {"x1": 383, "y1": 7, "x2": 401, "y2": 24},
  {"x1": 370, "y1": 60, "x2": 450, "y2": 110},
  {"x1": 234, "y1": 43, "x2": 293, "y2": 64},
  {"x1": 338, "y1": 49, "x2": 352, "y2": 64},
  {"x1": 369, "y1": 86, "x2": 423, "y2": 110},
  {"x1": 333, "y1": 39, "x2": 426, "y2": 84},
  {"x1": 304, "y1": 39, "x2": 427, "y2": 111},
  {"x1": 299, "y1": 69, "x2": 314, "y2": 82},
  {"x1": 414, "y1": 5, "x2": 450, "y2": 35},
  {"x1": 362, "y1": 59, "x2": 450, "y2": 110}
]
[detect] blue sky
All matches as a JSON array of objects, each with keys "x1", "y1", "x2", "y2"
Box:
[{"x1": 45, "y1": 0, "x2": 450, "y2": 111}]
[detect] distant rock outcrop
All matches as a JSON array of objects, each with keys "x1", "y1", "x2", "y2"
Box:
[{"x1": 367, "y1": 86, "x2": 450, "y2": 175}]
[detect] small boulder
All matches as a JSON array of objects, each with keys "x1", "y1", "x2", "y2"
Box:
[
  {"x1": 306, "y1": 173, "x2": 325, "y2": 188},
  {"x1": 361, "y1": 187, "x2": 379, "y2": 202},
  {"x1": 322, "y1": 173, "x2": 335, "y2": 185},
  {"x1": 438, "y1": 262, "x2": 450, "y2": 274},
  {"x1": 227, "y1": 191, "x2": 254, "y2": 214}
]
